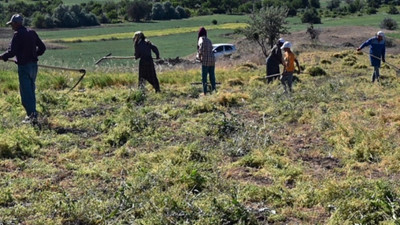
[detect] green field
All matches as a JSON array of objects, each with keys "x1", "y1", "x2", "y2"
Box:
[
  {"x1": 41, "y1": 29, "x2": 241, "y2": 68},
  {"x1": 1, "y1": 47, "x2": 400, "y2": 224},
  {"x1": 33, "y1": 13, "x2": 399, "y2": 68},
  {"x1": 3, "y1": 8, "x2": 400, "y2": 224}
]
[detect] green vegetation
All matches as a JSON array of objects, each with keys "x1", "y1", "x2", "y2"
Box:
[
  {"x1": 1, "y1": 5, "x2": 400, "y2": 223},
  {"x1": 1, "y1": 48, "x2": 400, "y2": 224}
]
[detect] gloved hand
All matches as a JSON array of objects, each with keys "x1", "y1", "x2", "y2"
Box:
[{"x1": 382, "y1": 58, "x2": 386, "y2": 63}]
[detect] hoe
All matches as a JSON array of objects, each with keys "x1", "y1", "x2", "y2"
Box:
[
  {"x1": 7, "y1": 58, "x2": 86, "y2": 93},
  {"x1": 359, "y1": 49, "x2": 400, "y2": 76},
  {"x1": 95, "y1": 53, "x2": 136, "y2": 65}
]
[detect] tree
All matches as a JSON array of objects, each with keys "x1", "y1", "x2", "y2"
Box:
[
  {"x1": 387, "y1": 5, "x2": 399, "y2": 14},
  {"x1": 163, "y1": 1, "x2": 179, "y2": 19},
  {"x1": 301, "y1": 7, "x2": 321, "y2": 24},
  {"x1": 176, "y1": 6, "x2": 189, "y2": 18},
  {"x1": 327, "y1": 0, "x2": 341, "y2": 11},
  {"x1": 152, "y1": 3, "x2": 165, "y2": 20},
  {"x1": 242, "y1": 6, "x2": 289, "y2": 57},
  {"x1": 127, "y1": 0, "x2": 152, "y2": 22},
  {"x1": 309, "y1": 0, "x2": 321, "y2": 8}
]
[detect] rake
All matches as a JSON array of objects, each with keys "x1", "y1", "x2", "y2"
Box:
[{"x1": 359, "y1": 49, "x2": 400, "y2": 76}]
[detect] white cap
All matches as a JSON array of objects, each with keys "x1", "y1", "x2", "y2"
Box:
[
  {"x1": 376, "y1": 31, "x2": 385, "y2": 37},
  {"x1": 6, "y1": 14, "x2": 23, "y2": 25},
  {"x1": 281, "y1": 41, "x2": 292, "y2": 49},
  {"x1": 278, "y1": 38, "x2": 285, "y2": 43}
]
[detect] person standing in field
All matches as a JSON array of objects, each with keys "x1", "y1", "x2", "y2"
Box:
[
  {"x1": 266, "y1": 38, "x2": 285, "y2": 83},
  {"x1": 281, "y1": 41, "x2": 300, "y2": 93},
  {"x1": 357, "y1": 31, "x2": 386, "y2": 82},
  {"x1": 197, "y1": 27, "x2": 216, "y2": 96},
  {"x1": 0, "y1": 14, "x2": 46, "y2": 125},
  {"x1": 133, "y1": 31, "x2": 161, "y2": 92}
]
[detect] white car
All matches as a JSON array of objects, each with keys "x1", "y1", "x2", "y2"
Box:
[{"x1": 212, "y1": 43, "x2": 236, "y2": 58}]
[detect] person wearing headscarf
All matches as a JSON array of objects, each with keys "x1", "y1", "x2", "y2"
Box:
[
  {"x1": 357, "y1": 31, "x2": 386, "y2": 82},
  {"x1": 0, "y1": 14, "x2": 46, "y2": 125},
  {"x1": 266, "y1": 38, "x2": 285, "y2": 83},
  {"x1": 197, "y1": 27, "x2": 216, "y2": 95},
  {"x1": 133, "y1": 31, "x2": 161, "y2": 92}
]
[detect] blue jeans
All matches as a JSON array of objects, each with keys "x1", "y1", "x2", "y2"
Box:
[
  {"x1": 201, "y1": 65, "x2": 216, "y2": 94},
  {"x1": 372, "y1": 66, "x2": 380, "y2": 82},
  {"x1": 18, "y1": 63, "x2": 38, "y2": 117}
]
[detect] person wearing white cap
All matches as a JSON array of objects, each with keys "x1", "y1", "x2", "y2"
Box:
[
  {"x1": 357, "y1": 31, "x2": 386, "y2": 82},
  {"x1": 0, "y1": 14, "x2": 46, "y2": 125},
  {"x1": 280, "y1": 41, "x2": 300, "y2": 93},
  {"x1": 266, "y1": 37, "x2": 285, "y2": 83}
]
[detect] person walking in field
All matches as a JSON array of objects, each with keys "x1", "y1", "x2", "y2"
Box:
[
  {"x1": 357, "y1": 31, "x2": 386, "y2": 82},
  {"x1": 281, "y1": 41, "x2": 300, "y2": 93},
  {"x1": 266, "y1": 38, "x2": 285, "y2": 83},
  {"x1": 197, "y1": 27, "x2": 216, "y2": 96},
  {"x1": 133, "y1": 31, "x2": 161, "y2": 92},
  {"x1": 0, "y1": 14, "x2": 46, "y2": 125}
]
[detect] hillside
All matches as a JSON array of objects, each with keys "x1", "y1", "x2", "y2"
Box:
[{"x1": 1, "y1": 27, "x2": 400, "y2": 224}]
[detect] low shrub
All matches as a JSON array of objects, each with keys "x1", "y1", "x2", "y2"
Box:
[
  {"x1": 380, "y1": 17, "x2": 398, "y2": 30},
  {"x1": 307, "y1": 66, "x2": 327, "y2": 76},
  {"x1": 387, "y1": 5, "x2": 399, "y2": 15}
]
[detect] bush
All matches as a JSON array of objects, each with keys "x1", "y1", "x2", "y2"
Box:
[
  {"x1": 365, "y1": 7, "x2": 377, "y2": 14},
  {"x1": 307, "y1": 66, "x2": 326, "y2": 76},
  {"x1": 380, "y1": 17, "x2": 398, "y2": 30},
  {"x1": 164, "y1": 1, "x2": 180, "y2": 19},
  {"x1": 127, "y1": 0, "x2": 152, "y2": 22},
  {"x1": 176, "y1": 6, "x2": 189, "y2": 18},
  {"x1": 301, "y1": 8, "x2": 321, "y2": 24},
  {"x1": 327, "y1": 0, "x2": 341, "y2": 11},
  {"x1": 387, "y1": 5, "x2": 399, "y2": 14},
  {"x1": 151, "y1": 3, "x2": 165, "y2": 20}
]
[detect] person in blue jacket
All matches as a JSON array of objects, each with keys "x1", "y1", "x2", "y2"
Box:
[{"x1": 357, "y1": 31, "x2": 386, "y2": 82}]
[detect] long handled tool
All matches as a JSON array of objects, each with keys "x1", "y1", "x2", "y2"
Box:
[
  {"x1": 8, "y1": 58, "x2": 86, "y2": 93},
  {"x1": 263, "y1": 71, "x2": 303, "y2": 79},
  {"x1": 359, "y1": 49, "x2": 400, "y2": 76},
  {"x1": 95, "y1": 53, "x2": 135, "y2": 65}
]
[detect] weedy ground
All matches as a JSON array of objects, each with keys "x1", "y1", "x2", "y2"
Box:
[{"x1": 1, "y1": 49, "x2": 400, "y2": 224}]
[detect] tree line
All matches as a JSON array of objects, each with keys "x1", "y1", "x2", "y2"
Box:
[{"x1": 0, "y1": 0, "x2": 398, "y2": 29}]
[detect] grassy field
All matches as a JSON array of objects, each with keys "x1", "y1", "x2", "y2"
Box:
[
  {"x1": 1, "y1": 47, "x2": 400, "y2": 224},
  {"x1": 1, "y1": 11, "x2": 400, "y2": 224},
  {"x1": 27, "y1": 13, "x2": 399, "y2": 68}
]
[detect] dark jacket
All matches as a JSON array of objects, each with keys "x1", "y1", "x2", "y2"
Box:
[
  {"x1": 1, "y1": 26, "x2": 46, "y2": 65},
  {"x1": 266, "y1": 44, "x2": 283, "y2": 75},
  {"x1": 266, "y1": 44, "x2": 283, "y2": 67},
  {"x1": 134, "y1": 40, "x2": 159, "y2": 62}
]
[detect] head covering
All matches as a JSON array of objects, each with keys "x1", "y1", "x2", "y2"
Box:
[
  {"x1": 278, "y1": 38, "x2": 285, "y2": 44},
  {"x1": 281, "y1": 41, "x2": 292, "y2": 49},
  {"x1": 376, "y1": 31, "x2": 385, "y2": 38},
  {"x1": 6, "y1": 14, "x2": 23, "y2": 25},
  {"x1": 133, "y1": 31, "x2": 145, "y2": 43},
  {"x1": 198, "y1": 27, "x2": 207, "y2": 40}
]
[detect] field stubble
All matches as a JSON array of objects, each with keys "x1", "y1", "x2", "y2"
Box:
[{"x1": 1, "y1": 26, "x2": 400, "y2": 224}]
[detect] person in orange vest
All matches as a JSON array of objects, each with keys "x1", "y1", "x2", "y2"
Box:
[{"x1": 281, "y1": 41, "x2": 300, "y2": 93}]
